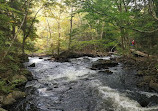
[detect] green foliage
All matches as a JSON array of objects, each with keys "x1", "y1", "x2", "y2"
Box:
[{"x1": 0, "y1": 80, "x2": 15, "y2": 94}]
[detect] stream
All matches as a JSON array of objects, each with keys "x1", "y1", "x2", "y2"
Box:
[{"x1": 12, "y1": 56, "x2": 158, "y2": 111}]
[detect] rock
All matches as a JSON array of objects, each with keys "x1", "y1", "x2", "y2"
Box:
[
  {"x1": 0, "y1": 96, "x2": 4, "y2": 104},
  {"x1": 11, "y1": 91, "x2": 26, "y2": 99},
  {"x1": 99, "y1": 70, "x2": 113, "y2": 74},
  {"x1": 54, "y1": 51, "x2": 95, "y2": 62},
  {"x1": 2, "y1": 91, "x2": 26, "y2": 105},
  {"x1": 149, "y1": 80, "x2": 158, "y2": 92},
  {"x1": 143, "y1": 76, "x2": 155, "y2": 83},
  {"x1": 137, "y1": 70, "x2": 144, "y2": 76},
  {"x1": 39, "y1": 57, "x2": 43, "y2": 59},
  {"x1": 137, "y1": 82, "x2": 148, "y2": 87},
  {"x1": 22, "y1": 70, "x2": 33, "y2": 81},
  {"x1": 92, "y1": 59, "x2": 118, "y2": 70},
  {"x1": 105, "y1": 70, "x2": 113, "y2": 74},
  {"x1": 0, "y1": 108, "x2": 7, "y2": 111},
  {"x1": 2, "y1": 94, "x2": 16, "y2": 105},
  {"x1": 28, "y1": 63, "x2": 35, "y2": 67},
  {"x1": 11, "y1": 75, "x2": 27, "y2": 85}
]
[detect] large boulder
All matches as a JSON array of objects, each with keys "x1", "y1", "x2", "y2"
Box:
[
  {"x1": 92, "y1": 59, "x2": 118, "y2": 70},
  {"x1": 54, "y1": 51, "x2": 80, "y2": 62},
  {"x1": 2, "y1": 91, "x2": 26, "y2": 105},
  {"x1": 54, "y1": 51, "x2": 95, "y2": 62}
]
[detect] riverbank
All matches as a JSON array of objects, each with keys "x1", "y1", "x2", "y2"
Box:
[
  {"x1": 0, "y1": 54, "x2": 33, "y2": 111},
  {"x1": 2, "y1": 51, "x2": 158, "y2": 111},
  {"x1": 118, "y1": 55, "x2": 158, "y2": 92}
]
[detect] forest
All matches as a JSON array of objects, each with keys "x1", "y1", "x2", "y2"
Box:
[{"x1": 0, "y1": 0, "x2": 158, "y2": 111}]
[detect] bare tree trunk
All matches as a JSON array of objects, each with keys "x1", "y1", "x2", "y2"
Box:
[
  {"x1": 46, "y1": 18, "x2": 52, "y2": 51},
  {"x1": 100, "y1": 22, "x2": 104, "y2": 39},
  {"x1": 68, "y1": 8, "x2": 73, "y2": 50},
  {"x1": 22, "y1": 37, "x2": 26, "y2": 54},
  {"x1": 57, "y1": 22, "x2": 61, "y2": 56}
]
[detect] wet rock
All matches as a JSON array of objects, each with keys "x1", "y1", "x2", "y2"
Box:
[
  {"x1": 54, "y1": 51, "x2": 95, "y2": 62},
  {"x1": 54, "y1": 86, "x2": 58, "y2": 88},
  {"x1": 149, "y1": 80, "x2": 158, "y2": 92},
  {"x1": 0, "y1": 108, "x2": 7, "y2": 111},
  {"x1": 92, "y1": 59, "x2": 118, "y2": 70},
  {"x1": 99, "y1": 70, "x2": 113, "y2": 74},
  {"x1": 28, "y1": 63, "x2": 35, "y2": 67},
  {"x1": 39, "y1": 57, "x2": 43, "y2": 59}
]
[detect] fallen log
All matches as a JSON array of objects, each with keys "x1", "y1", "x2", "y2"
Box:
[{"x1": 130, "y1": 49, "x2": 152, "y2": 57}]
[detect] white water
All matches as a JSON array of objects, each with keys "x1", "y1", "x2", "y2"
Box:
[{"x1": 23, "y1": 56, "x2": 158, "y2": 111}]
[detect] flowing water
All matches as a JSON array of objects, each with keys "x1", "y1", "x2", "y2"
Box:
[{"x1": 12, "y1": 56, "x2": 158, "y2": 111}]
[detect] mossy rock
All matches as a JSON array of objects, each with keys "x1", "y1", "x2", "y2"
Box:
[
  {"x1": 2, "y1": 94, "x2": 16, "y2": 105},
  {"x1": 0, "y1": 108, "x2": 7, "y2": 111},
  {"x1": 11, "y1": 75, "x2": 27, "y2": 85},
  {"x1": 143, "y1": 76, "x2": 155, "y2": 83},
  {"x1": 10, "y1": 91, "x2": 26, "y2": 99},
  {"x1": 2, "y1": 91, "x2": 26, "y2": 105},
  {"x1": 20, "y1": 69, "x2": 33, "y2": 81},
  {"x1": 149, "y1": 80, "x2": 158, "y2": 92},
  {"x1": 0, "y1": 96, "x2": 4, "y2": 103}
]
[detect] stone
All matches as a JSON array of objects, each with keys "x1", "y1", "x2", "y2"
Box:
[
  {"x1": 137, "y1": 82, "x2": 148, "y2": 87},
  {"x1": 28, "y1": 63, "x2": 35, "y2": 67},
  {"x1": 11, "y1": 75, "x2": 27, "y2": 85},
  {"x1": 0, "y1": 96, "x2": 4, "y2": 103},
  {"x1": 137, "y1": 70, "x2": 144, "y2": 76},
  {"x1": 0, "y1": 108, "x2": 7, "y2": 111},
  {"x1": 92, "y1": 59, "x2": 118, "y2": 70},
  {"x1": 2, "y1": 94, "x2": 16, "y2": 105},
  {"x1": 2, "y1": 91, "x2": 26, "y2": 105},
  {"x1": 11, "y1": 91, "x2": 26, "y2": 99},
  {"x1": 143, "y1": 76, "x2": 155, "y2": 83},
  {"x1": 149, "y1": 80, "x2": 158, "y2": 92},
  {"x1": 99, "y1": 70, "x2": 113, "y2": 74}
]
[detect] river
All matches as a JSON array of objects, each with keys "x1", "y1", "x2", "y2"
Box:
[{"x1": 12, "y1": 56, "x2": 158, "y2": 111}]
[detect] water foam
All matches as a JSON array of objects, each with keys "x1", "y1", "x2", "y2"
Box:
[{"x1": 90, "y1": 80, "x2": 158, "y2": 111}]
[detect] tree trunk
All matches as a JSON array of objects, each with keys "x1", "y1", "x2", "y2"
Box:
[
  {"x1": 68, "y1": 10, "x2": 73, "y2": 50},
  {"x1": 22, "y1": 37, "x2": 26, "y2": 54},
  {"x1": 57, "y1": 22, "x2": 61, "y2": 56}
]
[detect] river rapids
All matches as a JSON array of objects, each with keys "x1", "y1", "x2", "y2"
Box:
[{"x1": 12, "y1": 56, "x2": 158, "y2": 111}]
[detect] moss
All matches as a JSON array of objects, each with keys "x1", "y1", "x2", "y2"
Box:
[{"x1": 0, "y1": 80, "x2": 15, "y2": 94}]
